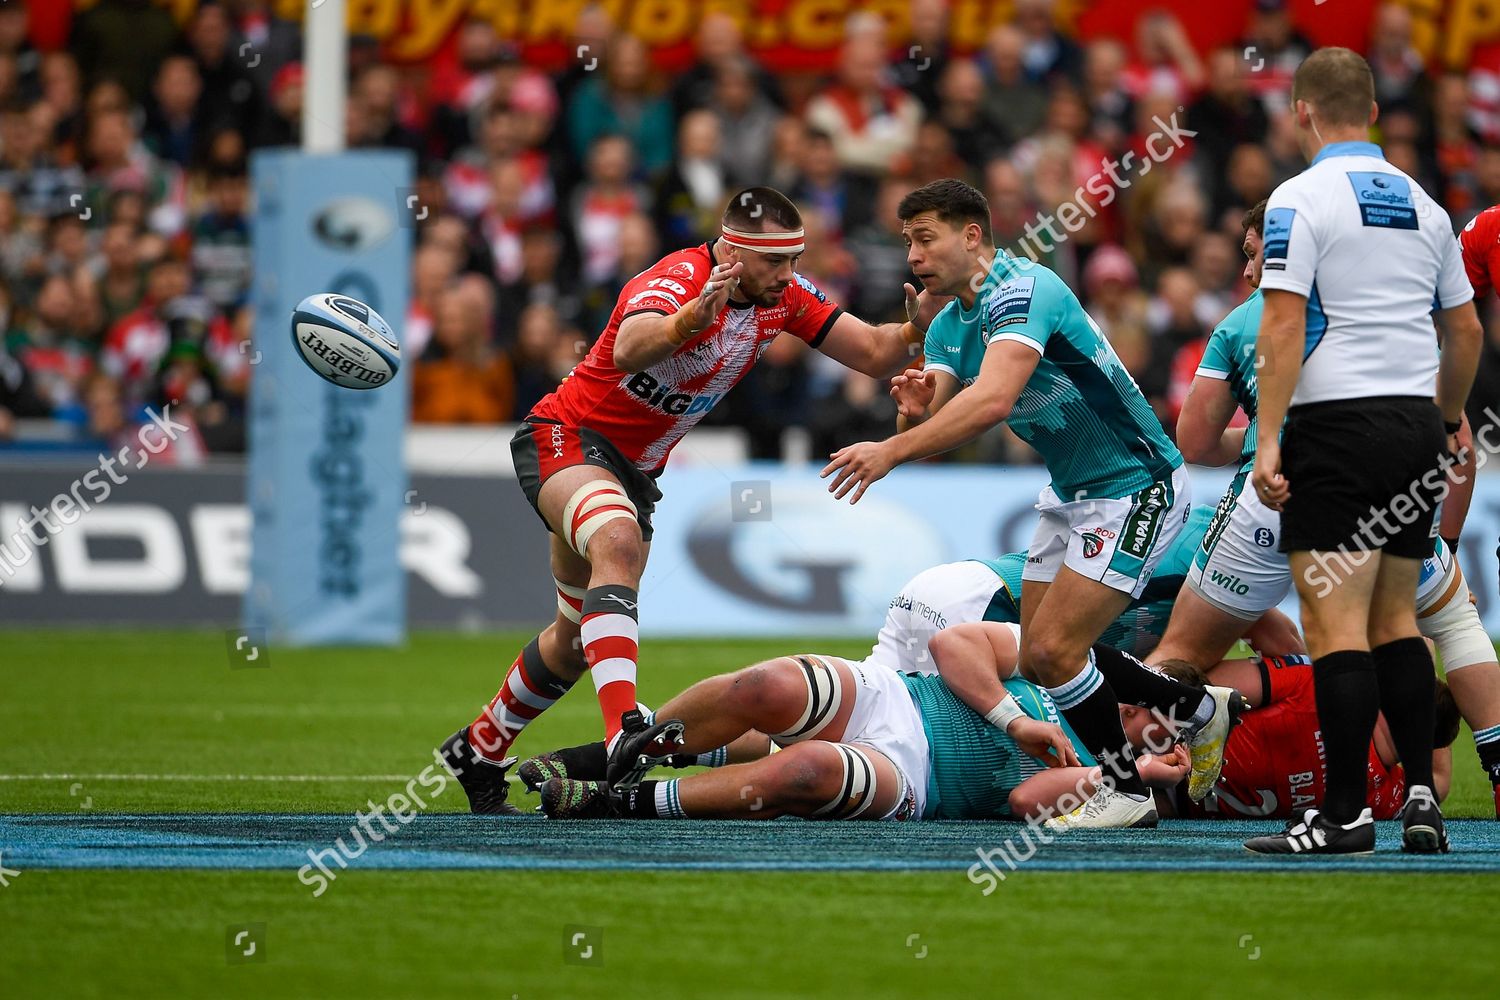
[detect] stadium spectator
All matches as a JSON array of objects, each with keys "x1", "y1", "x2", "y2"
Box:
[
  {"x1": 510, "y1": 303, "x2": 571, "y2": 419},
  {"x1": 1188, "y1": 49, "x2": 1271, "y2": 209},
  {"x1": 1239, "y1": 0, "x2": 1315, "y2": 109},
  {"x1": 144, "y1": 55, "x2": 206, "y2": 169},
  {"x1": 787, "y1": 126, "x2": 874, "y2": 244},
  {"x1": 96, "y1": 221, "x2": 147, "y2": 328},
  {"x1": 570, "y1": 134, "x2": 648, "y2": 292},
  {"x1": 411, "y1": 279, "x2": 515, "y2": 424},
  {"x1": 1082, "y1": 39, "x2": 1134, "y2": 154},
  {"x1": 1124, "y1": 10, "x2": 1205, "y2": 103},
  {"x1": 708, "y1": 57, "x2": 779, "y2": 187},
  {"x1": 1367, "y1": 2, "x2": 1431, "y2": 118},
  {"x1": 1013, "y1": 0, "x2": 1083, "y2": 84},
  {"x1": 932, "y1": 59, "x2": 1004, "y2": 169},
  {"x1": 892, "y1": 0, "x2": 952, "y2": 114},
  {"x1": 226, "y1": 0, "x2": 302, "y2": 101},
  {"x1": 185, "y1": 2, "x2": 263, "y2": 142},
  {"x1": 979, "y1": 25, "x2": 1048, "y2": 147},
  {"x1": 653, "y1": 110, "x2": 728, "y2": 250},
  {"x1": 565, "y1": 34, "x2": 673, "y2": 176},
  {"x1": 190, "y1": 167, "x2": 252, "y2": 312},
  {"x1": 804, "y1": 19, "x2": 923, "y2": 177},
  {"x1": 70, "y1": 0, "x2": 179, "y2": 103},
  {"x1": 5, "y1": 273, "x2": 92, "y2": 414},
  {"x1": 1082, "y1": 244, "x2": 1150, "y2": 377},
  {"x1": 672, "y1": 11, "x2": 780, "y2": 117}
]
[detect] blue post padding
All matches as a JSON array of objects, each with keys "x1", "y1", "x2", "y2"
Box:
[{"x1": 245, "y1": 149, "x2": 413, "y2": 646}]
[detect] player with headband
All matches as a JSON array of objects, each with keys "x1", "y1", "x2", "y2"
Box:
[{"x1": 437, "y1": 186, "x2": 944, "y2": 814}]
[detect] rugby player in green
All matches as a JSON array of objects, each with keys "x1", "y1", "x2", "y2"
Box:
[
  {"x1": 820, "y1": 179, "x2": 1240, "y2": 828},
  {"x1": 535, "y1": 626, "x2": 1189, "y2": 823}
]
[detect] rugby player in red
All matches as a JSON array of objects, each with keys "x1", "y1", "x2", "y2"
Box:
[
  {"x1": 1454, "y1": 205, "x2": 1500, "y2": 815},
  {"x1": 439, "y1": 187, "x2": 938, "y2": 813},
  {"x1": 1140, "y1": 656, "x2": 1459, "y2": 823}
]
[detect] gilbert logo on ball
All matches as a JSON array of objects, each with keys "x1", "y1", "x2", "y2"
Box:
[{"x1": 290, "y1": 292, "x2": 401, "y2": 389}]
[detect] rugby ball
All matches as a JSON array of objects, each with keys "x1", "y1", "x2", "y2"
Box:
[{"x1": 290, "y1": 293, "x2": 401, "y2": 389}]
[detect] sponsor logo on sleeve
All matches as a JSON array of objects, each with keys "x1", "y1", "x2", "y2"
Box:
[
  {"x1": 793, "y1": 273, "x2": 828, "y2": 303},
  {"x1": 1263, "y1": 207, "x2": 1295, "y2": 266}
]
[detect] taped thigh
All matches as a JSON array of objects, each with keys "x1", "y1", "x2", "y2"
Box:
[
  {"x1": 561, "y1": 480, "x2": 638, "y2": 558},
  {"x1": 810, "y1": 744, "x2": 886, "y2": 820},
  {"x1": 1420, "y1": 573, "x2": 1495, "y2": 671},
  {"x1": 770, "y1": 655, "x2": 846, "y2": 743}
]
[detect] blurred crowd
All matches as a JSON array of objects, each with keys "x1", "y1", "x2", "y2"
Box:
[{"x1": 2, "y1": 0, "x2": 1499, "y2": 465}]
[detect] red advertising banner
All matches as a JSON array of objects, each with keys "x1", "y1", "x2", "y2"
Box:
[{"x1": 56, "y1": 0, "x2": 1499, "y2": 70}]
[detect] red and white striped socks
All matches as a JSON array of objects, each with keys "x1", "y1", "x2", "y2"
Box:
[
  {"x1": 469, "y1": 638, "x2": 573, "y2": 762},
  {"x1": 580, "y1": 584, "x2": 640, "y2": 746}
]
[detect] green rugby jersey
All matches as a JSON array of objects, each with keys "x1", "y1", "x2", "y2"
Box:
[
  {"x1": 899, "y1": 673, "x2": 1097, "y2": 820},
  {"x1": 973, "y1": 504, "x2": 1214, "y2": 656},
  {"x1": 1195, "y1": 289, "x2": 1263, "y2": 475},
  {"x1": 923, "y1": 253, "x2": 1181, "y2": 501}
]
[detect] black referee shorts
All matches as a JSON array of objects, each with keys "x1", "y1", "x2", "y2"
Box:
[{"x1": 1279, "y1": 396, "x2": 1446, "y2": 560}]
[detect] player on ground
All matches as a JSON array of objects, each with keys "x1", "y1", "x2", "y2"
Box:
[
  {"x1": 820, "y1": 178, "x2": 1237, "y2": 829},
  {"x1": 534, "y1": 625, "x2": 1188, "y2": 823},
  {"x1": 1149, "y1": 657, "x2": 1458, "y2": 825},
  {"x1": 438, "y1": 187, "x2": 937, "y2": 814},
  {"x1": 1245, "y1": 48, "x2": 1483, "y2": 855}
]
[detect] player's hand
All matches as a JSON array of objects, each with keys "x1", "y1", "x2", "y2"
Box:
[
  {"x1": 1006, "y1": 717, "x2": 1082, "y2": 769},
  {"x1": 821, "y1": 441, "x2": 896, "y2": 504},
  {"x1": 889, "y1": 368, "x2": 937, "y2": 419},
  {"x1": 689, "y1": 261, "x2": 744, "y2": 332},
  {"x1": 1136, "y1": 744, "x2": 1190, "y2": 788},
  {"x1": 1251, "y1": 441, "x2": 1288, "y2": 511},
  {"x1": 905, "y1": 282, "x2": 950, "y2": 332}
]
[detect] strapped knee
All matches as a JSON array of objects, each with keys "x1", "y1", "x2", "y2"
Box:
[
  {"x1": 812, "y1": 745, "x2": 882, "y2": 819},
  {"x1": 770, "y1": 655, "x2": 844, "y2": 743},
  {"x1": 561, "y1": 481, "x2": 638, "y2": 559},
  {"x1": 555, "y1": 579, "x2": 587, "y2": 624}
]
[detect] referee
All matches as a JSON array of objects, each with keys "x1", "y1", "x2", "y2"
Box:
[{"x1": 1245, "y1": 48, "x2": 1482, "y2": 855}]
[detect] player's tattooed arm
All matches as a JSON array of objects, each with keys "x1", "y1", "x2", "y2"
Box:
[{"x1": 613, "y1": 261, "x2": 744, "y2": 373}]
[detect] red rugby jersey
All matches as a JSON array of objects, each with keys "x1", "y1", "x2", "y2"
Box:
[
  {"x1": 1186, "y1": 658, "x2": 1406, "y2": 820},
  {"x1": 529, "y1": 241, "x2": 842, "y2": 473},
  {"x1": 1459, "y1": 203, "x2": 1500, "y2": 299}
]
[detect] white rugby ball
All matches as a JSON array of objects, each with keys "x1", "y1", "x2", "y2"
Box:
[{"x1": 290, "y1": 292, "x2": 400, "y2": 389}]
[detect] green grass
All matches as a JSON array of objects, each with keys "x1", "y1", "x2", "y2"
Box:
[{"x1": 1, "y1": 630, "x2": 1496, "y2": 998}]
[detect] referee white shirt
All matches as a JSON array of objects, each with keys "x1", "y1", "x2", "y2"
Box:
[{"x1": 1259, "y1": 140, "x2": 1473, "y2": 406}]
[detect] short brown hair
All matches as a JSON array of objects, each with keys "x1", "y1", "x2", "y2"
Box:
[
  {"x1": 722, "y1": 187, "x2": 801, "y2": 233},
  {"x1": 897, "y1": 178, "x2": 994, "y2": 244},
  {"x1": 1243, "y1": 199, "x2": 1268, "y2": 238},
  {"x1": 1292, "y1": 47, "x2": 1375, "y2": 129}
]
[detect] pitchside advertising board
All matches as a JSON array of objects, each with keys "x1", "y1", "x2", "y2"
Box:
[
  {"x1": 245, "y1": 150, "x2": 412, "y2": 645},
  {"x1": 5, "y1": 462, "x2": 1500, "y2": 639}
]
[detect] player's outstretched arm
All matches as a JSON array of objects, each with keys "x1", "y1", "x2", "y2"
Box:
[
  {"x1": 1177, "y1": 375, "x2": 1245, "y2": 467},
  {"x1": 613, "y1": 261, "x2": 744, "y2": 373},
  {"x1": 817, "y1": 283, "x2": 948, "y2": 378},
  {"x1": 821, "y1": 339, "x2": 1037, "y2": 503}
]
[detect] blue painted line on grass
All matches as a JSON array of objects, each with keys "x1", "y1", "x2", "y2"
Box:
[{"x1": 2, "y1": 814, "x2": 1498, "y2": 873}]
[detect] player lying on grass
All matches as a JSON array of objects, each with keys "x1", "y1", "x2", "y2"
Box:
[
  {"x1": 1142, "y1": 657, "x2": 1458, "y2": 830},
  {"x1": 530, "y1": 623, "x2": 1188, "y2": 823},
  {"x1": 821, "y1": 178, "x2": 1232, "y2": 829},
  {"x1": 438, "y1": 186, "x2": 944, "y2": 814},
  {"x1": 1162, "y1": 199, "x2": 1500, "y2": 816}
]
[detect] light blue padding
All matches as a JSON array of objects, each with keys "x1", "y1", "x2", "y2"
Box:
[{"x1": 246, "y1": 150, "x2": 412, "y2": 646}]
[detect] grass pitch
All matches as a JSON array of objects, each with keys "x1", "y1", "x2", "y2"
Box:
[{"x1": 1, "y1": 629, "x2": 1497, "y2": 998}]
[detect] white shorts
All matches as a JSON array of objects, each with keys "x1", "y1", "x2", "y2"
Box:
[
  {"x1": 1418, "y1": 557, "x2": 1493, "y2": 671},
  {"x1": 1415, "y1": 536, "x2": 1455, "y2": 615},
  {"x1": 867, "y1": 561, "x2": 1005, "y2": 675},
  {"x1": 1185, "y1": 471, "x2": 1291, "y2": 621},
  {"x1": 1022, "y1": 465, "x2": 1192, "y2": 599},
  {"x1": 844, "y1": 657, "x2": 933, "y2": 819}
]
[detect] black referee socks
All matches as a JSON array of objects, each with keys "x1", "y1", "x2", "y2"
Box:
[
  {"x1": 1312, "y1": 650, "x2": 1381, "y2": 824},
  {"x1": 1371, "y1": 637, "x2": 1438, "y2": 793}
]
